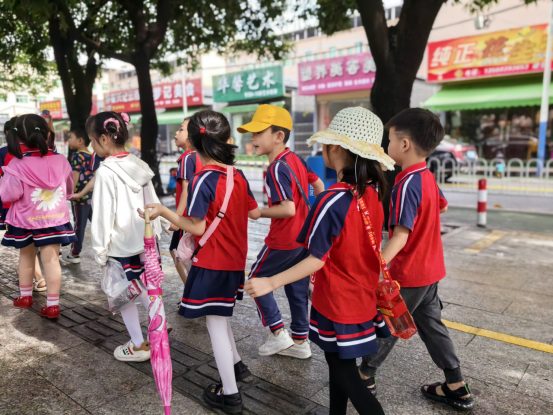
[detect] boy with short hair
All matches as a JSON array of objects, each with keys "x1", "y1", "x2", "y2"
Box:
[
  {"x1": 239, "y1": 105, "x2": 324, "y2": 359},
  {"x1": 63, "y1": 129, "x2": 94, "y2": 263},
  {"x1": 359, "y1": 108, "x2": 473, "y2": 411}
]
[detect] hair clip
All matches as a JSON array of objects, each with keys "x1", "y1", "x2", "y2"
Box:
[
  {"x1": 120, "y1": 112, "x2": 130, "y2": 126},
  {"x1": 13, "y1": 127, "x2": 18, "y2": 131},
  {"x1": 35, "y1": 127, "x2": 41, "y2": 131},
  {"x1": 104, "y1": 118, "x2": 120, "y2": 131},
  {"x1": 200, "y1": 127, "x2": 206, "y2": 134}
]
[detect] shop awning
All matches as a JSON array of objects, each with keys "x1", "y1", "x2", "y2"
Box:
[
  {"x1": 156, "y1": 108, "x2": 201, "y2": 125},
  {"x1": 423, "y1": 77, "x2": 553, "y2": 111},
  {"x1": 220, "y1": 101, "x2": 285, "y2": 114}
]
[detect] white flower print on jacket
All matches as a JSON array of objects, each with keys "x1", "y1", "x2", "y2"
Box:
[{"x1": 31, "y1": 187, "x2": 64, "y2": 211}]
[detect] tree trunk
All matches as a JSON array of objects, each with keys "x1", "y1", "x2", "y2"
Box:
[
  {"x1": 357, "y1": 0, "x2": 445, "y2": 227},
  {"x1": 133, "y1": 52, "x2": 163, "y2": 194},
  {"x1": 49, "y1": 17, "x2": 97, "y2": 133}
]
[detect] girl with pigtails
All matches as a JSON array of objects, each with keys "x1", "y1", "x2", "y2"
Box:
[
  {"x1": 87, "y1": 111, "x2": 171, "y2": 362},
  {"x1": 0, "y1": 114, "x2": 76, "y2": 319},
  {"x1": 140, "y1": 110, "x2": 261, "y2": 413}
]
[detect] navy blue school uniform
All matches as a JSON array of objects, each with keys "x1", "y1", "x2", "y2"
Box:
[
  {"x1": 297, "y1": 183, "x2": 391, "y2": 359},
  {"x1": 112, "y1": 255, "x2": 145, "y2": 281},
  {"x1": 249, "y1": 148, "x2": 320, "y2": 340},
  {"x1": 178, "y1": 165, "x2": 258, "y2": 319},
  {"x1": 3, "y1": 224, "x2": 77, "y2": 249},
  {"x1": 169, "y1": 150, "x2": 204, "y2": 252}
]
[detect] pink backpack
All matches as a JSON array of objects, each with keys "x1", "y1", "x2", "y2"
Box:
[{"x1": 173, "y1": 165, "x2": 234, "y2": 274}]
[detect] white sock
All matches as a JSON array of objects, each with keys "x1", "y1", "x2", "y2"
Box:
[
  {"x1": 206, "y1": 315, "x2": 239, "y2": 395},
  {"x1": 46, "y1": 294, "x2": 59, "y2": 307},
  {"x1": 137, "y1": 288, "x2": 149, "y2": 310},
  {"x1": 227, "y1": 319, "x2": 241, "y2": 365},
  {"x1": 19, "y1": 284, "x2": 33, "y2": 298},
  {"x1": 120, "y1": 302, "x2": 144, "y2": 347}
]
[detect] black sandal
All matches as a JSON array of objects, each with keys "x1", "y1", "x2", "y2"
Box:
[
  {"x1": 421, "y1": 382, "x2": 474, "y2": 411},
  {"x1": 360, "y1": 375, "x2": 377, "y2": 396}
]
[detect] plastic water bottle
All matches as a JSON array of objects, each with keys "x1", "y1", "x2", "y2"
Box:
[{"x1": 376, "y1": 277, "x2": 417, "y2": 339}]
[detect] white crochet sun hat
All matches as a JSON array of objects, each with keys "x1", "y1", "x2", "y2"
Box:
[{"x1": 307, "y1": 106, "x2": 395, "y2": 171}]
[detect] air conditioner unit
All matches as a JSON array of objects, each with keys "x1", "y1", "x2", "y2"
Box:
[{"x1": 475, "y1": 15, "x2": 490, "y2": 30}]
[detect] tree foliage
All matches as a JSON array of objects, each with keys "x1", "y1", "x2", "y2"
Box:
[{"x1": 0, "y1": 2, "x2": 57, "y2": 98}]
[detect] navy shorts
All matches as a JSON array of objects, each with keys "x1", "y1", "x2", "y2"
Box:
[
  {"x1": 2, "y1": 223, "x2": 77, "y2": 249},
  {"x1": 309, "y1": 306, "x2": 391, "y2": 360},
  {"x1": 111, "y1": 255, "x2": 144, "y2": 281},
  {"x1": 178, "y1": 266, "x2": 245, "y2": 319},
  {"x1": 0, "y1": 206, "x2": 8, "y2": 231},
  {"x1": 169, "y1": 229, "x2": 183, "y2": 252}
]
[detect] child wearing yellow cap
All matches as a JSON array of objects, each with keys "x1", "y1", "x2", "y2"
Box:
[{"x1": 238, "y1": 104, "x2": 324, "y2": 359}]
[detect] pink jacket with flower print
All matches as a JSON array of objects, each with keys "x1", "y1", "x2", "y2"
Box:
[{"x1": 0, "y1": 154, "x2": 73, "y2": 229}]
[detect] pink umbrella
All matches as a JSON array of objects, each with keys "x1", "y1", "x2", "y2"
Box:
[{"x1": 142, "y1": 210, "x2": 172, "y2": 415}]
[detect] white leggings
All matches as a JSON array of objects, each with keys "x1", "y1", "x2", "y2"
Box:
[
  {"x1": 120, "y1": 289, "x2": 149, "y2": 347},
  {"x1": 206, "y1": 315, "x2": 241, "y2": 395}
]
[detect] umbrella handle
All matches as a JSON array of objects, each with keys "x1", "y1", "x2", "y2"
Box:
[{"x1": 164, "y1": 406, "x2": 171, "y2": 415}]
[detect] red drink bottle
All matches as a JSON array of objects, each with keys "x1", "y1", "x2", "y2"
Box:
[
  {"x1": 352, "y1": 186, "x2": 417, "y2": 340},
  {"x1": 376, "y1": 276, "x2": 417, "y2": 339}
]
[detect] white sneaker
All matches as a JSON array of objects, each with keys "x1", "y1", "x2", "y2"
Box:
[
  {"x1": 258, "y1": 329, "x2": 294, "y2": 356},
  {"x1": 277, "y1": 339, "x2": 312, "y2": 359},
  {"x1": 114, "y1": 340, "x2": 151, "y2": 362},
  {"x1": 62, "y1": 253, "x2": 81, "y2": 264}
]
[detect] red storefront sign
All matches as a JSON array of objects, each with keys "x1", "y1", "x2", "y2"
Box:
[
  {"x1": 39, "y1": 101, "x2": 63, "y2": 119},
  {"x1": 427, "y1": 24, "x2": 552, "y2": 82},
  {"x1": 105, "y1": 78, "x2": 203, "y2": 112},
  {"x1": 298, "y1": 52, "x2": 376, "y2": 96}
]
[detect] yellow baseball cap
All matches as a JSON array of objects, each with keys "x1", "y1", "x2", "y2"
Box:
[{"x1": 237, "y1": 104, "x2": 293, "y2": 133}]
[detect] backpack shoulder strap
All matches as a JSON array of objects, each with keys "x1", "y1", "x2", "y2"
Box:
[
  {"x1": 273, "y1": 159, "x2": 311, "y2": 210},
  {"x1": 196, "y1": 165, "x2": 235, "y2": 249}
]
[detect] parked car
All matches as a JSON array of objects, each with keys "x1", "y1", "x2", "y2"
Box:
[
  {"x1": 483, "y1": 134, "x2": 538, "y2": 160},
  {"x1": 428, "y1": 138, "x2": 478, "y2": 180}
]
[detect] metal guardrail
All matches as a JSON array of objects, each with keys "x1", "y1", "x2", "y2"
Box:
[{"x1": 428, "y1": 157, "x2": 553, "y2": 196}]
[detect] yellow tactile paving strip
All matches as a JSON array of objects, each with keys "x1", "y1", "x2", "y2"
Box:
[{"x1": 443, "y1": 319, "x2": 553, "y2": 354}]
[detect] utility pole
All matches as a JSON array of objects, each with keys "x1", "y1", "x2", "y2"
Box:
[{"x1": 537, "y1": 1, "x2": 553, "y2": 170}]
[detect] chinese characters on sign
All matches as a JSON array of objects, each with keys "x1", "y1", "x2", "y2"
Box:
[
  {"x1": 213, "y1": 66, "x2": 285, "y2": 103},
  {"x1": 39, "y1": 101, "x2": 64, "y2": 119},
  {"x1": 105, "y1": 79, "x2": 203, "y2": 112},
  {"x1": 298, "y1": 52, "x2": 376, "y2": 96},
  {"x1": 427, "y1": 24, "x2": 553, "y2": 82}
]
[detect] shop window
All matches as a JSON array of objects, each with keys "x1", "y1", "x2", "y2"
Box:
[
  {"x1": 16, "y1": 95, "x2": 28, "y2": 103},
  {"x1": 355, "y1": 42, "x2": 363, "y2": 54},
  {"x1": 329, "y1": 47, "x2": 336, "y2": 58},
  {"x1": 339, "y1": 49, "x2": 344, "y2": 56},
  {"x1": 306, "y1": 52, "x2": 312, "y2": 61},
  {"x1": 36, "y1": 96, "x2": 47, "y2": 103},
  {"x1": 348, "y1": 47, "x2": 353, "y2": 55}
]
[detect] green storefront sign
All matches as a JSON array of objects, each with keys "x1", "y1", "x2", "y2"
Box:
[{"x1": 213, "y1": 66, "x2": 284, "y2": 103}]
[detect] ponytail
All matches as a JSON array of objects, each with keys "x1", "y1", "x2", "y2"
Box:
[
  {"x1": 188, "y1": 110, "x2": 236, "y2": 165},
  {"x1": 340, "y1": 150, "x2": 388, "y2": 200},
  {"x1": 6, "y1": 114, "x2": 50, "y2": 159},
  {"x1": 6, "y1": 128, "x2": 22, "y2": 159}
]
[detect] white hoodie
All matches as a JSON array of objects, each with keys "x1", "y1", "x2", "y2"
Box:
[{"x1": 91, "y1": 154, "x2": 170, "y2": 265}]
